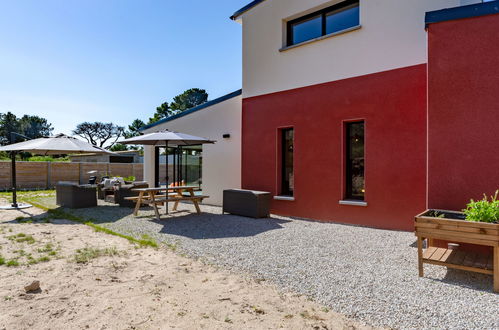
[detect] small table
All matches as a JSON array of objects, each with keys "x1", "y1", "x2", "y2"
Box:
[{"x1": 128, "y1": 186, "x2": 207, "y2": 220}]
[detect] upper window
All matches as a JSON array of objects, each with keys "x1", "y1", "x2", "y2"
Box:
[{"x1": 287, "y1": 0, "x2": 360, "y2": 47}]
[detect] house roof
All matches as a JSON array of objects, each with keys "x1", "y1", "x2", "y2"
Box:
[
  {"x1": 426, "y1": 0, "x2": 499, "y2": 27},
  {"x1": 140, "y1": 89, "x2": 242, "y2": 131},
  {"x1": 230, "y1": 0, "x2": 266, "y2": 20}
]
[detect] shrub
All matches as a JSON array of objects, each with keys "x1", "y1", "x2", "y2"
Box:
[{"x1": 463, "y1": 190, "x2": 499, "y2": 223}]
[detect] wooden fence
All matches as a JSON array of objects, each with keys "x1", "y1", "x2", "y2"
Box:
[{"x1": 0, "y1": 161, "x2": 144, "y2": 190}]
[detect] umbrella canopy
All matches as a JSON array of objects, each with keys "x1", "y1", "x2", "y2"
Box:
[
  {"x1": 0, "y1": 134, "x2": 113, "y2": 155},
  {"x1": 0, "y1": 134, "x2": 114, "y2": 209},
  {"x1": 118, "y1": 130, "x2": 215, "y2": 146},
  {"x1": 118, "y1": 130, "x2": 215, "y2": 189}
]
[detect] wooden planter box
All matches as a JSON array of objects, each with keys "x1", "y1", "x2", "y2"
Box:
[{"x1": 415, "y1": 209, "x2": 499, "y2": 293}]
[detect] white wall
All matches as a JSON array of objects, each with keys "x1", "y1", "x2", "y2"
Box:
[
  {"x1": 142, "y1": 94, "x2": 242, "y2": 206},
  {"x1": 240, "y1": 0, "x2": 462, "y2": 98}
]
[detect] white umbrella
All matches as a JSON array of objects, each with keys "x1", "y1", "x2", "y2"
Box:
[
  {"x1": 118, "y1": 130, "x2": 215, "y2": 146},
  {"x1": 0, "y1": 134, "x2": 114, "y2": 209},
  {"x1": 0, "y1": 133, "x2": 112, "y2": 155},
  {"x1": 118, "y1": 130, "x2": 215, "y2": 187}
]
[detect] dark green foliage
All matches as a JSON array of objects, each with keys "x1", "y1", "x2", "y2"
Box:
[
  {"x1": 148, "y1": 88, "x2": 208, "y2": 124},
  {"x1": 109, "y1": 143, "x2": 128, "y2": 152},
  {"x1": 19, "y1": 115, "x2": 54, "y2": 139},
  {"x1": 148, "y1": 102, "x2": 171, "y2": 124},
  {"x1": 0, "y1": 112, "x2": 53, "y2": 146},
  {"x1": 126, "y1": 119, "x2": 145, "y2": 138},
  {"x1": 170, "y1": 88, "x2": 208, "y2": 113}
]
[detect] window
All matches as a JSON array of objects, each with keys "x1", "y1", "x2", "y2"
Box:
[
  {"x1": 281, "y1": 128, "x2": 294, "y2": 196},
  {"x1": 345, "y1": 121, "x2": 364, "y2": 200},
  {"x1": 287, "y1": 0, "x2": 359, "y2": 46}
]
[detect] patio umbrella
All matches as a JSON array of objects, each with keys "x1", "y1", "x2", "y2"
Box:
[
  {"x1": 118, "y1": 130, "x2": 215, "y2": 187},
  {"x1": 0, "y1": 134, "x2": 114, "y2": 209}
]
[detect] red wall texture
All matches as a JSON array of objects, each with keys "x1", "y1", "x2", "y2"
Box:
[
  {"x1": 427, "y1": 13, "x2": 499, "y2": 211},
  {"x1": 242, "y1": 65, "x2": 427, "y2": 231}
]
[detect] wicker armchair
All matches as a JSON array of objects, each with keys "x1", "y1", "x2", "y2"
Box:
[{"x1": 56, "y1": 182, "x2": 97, "y2": 209}]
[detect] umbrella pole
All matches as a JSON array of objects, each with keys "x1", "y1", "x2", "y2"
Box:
[
  {"x1": 11, "y1": 151, "x2": 17, "y2": 208},
  {"x1": 165, "y1": 141, "x2": 169, "y2": 215}
]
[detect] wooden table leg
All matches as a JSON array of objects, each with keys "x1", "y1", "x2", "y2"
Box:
[
  {"x1": 188, "y1": 188, "x2": 201, "y2": 214},
  {"x1": 133, "y1": 191, "x2": 144, "y2": 216},
  {"x1": 173, "y1": 189, "x2": 183, "y2": 211},
  {"x1": 494, "y1": 246, "x2": 498, "y2": 293},
  {"x1": 149, "y1": 191, "x2": 161, "y2": 221},
  {"x1": 417, "y1": 236, "x2": 424, "y2": 277}
]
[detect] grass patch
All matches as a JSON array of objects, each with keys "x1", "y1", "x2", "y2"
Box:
[
  {"x1": 37, "y1": 256, "x2": 51, "y2": 263},
  {"x1": 6, "y1": 259, "x2": 20, "y2": 267},
  {"x1": 37, "y1": 243, "x2": 54, "y2": 253},
  {"x1": 21, "y1": 194, "x2": 171, "y2": 250},
  {"x1": 27, "y1": 255, "x2": 51, "y2": 265},
  {"x1": 7, "y1": 233, "x2": 36, "y2": 244},
  {"x1": 16, "y1": 217, "x2": 33, "y2": 223},
  {"x1": 0, "y1": 255, "x2": 5, "y2": 265},
  {"x1": 73, "y1": 246, "x2": 121, "y2": 264}
]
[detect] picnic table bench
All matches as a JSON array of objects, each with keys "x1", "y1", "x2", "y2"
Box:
[{"x1": 125, "y1": 186, "x2": 208, "y2": 220}]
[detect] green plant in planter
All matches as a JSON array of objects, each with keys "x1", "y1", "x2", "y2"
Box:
[{"x1": 463, "y1": 190, "x2": 499, "y2": 223}]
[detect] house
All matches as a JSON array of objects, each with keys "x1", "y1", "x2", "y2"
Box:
[
  {"x1": 142, "y1": 0, "x2": 499, "y2": 230},
  {"x1": 233, "y1": 0, "x2": 499, "y2": 231},
  {"x1": 70, "y1": 150, "x2": 142, "y2": 163},
  {"x1": 141, "y1": 90, "x2": 242, "y2": 206}
]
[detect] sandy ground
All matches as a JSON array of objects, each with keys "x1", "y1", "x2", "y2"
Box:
[{"x1": 0, "y1": 205, "x2": 376, "y2": 330}]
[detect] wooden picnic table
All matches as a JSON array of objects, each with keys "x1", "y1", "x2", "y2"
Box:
[{"x1": 126, "y1": 186, "x2": 208, "y2": 220}]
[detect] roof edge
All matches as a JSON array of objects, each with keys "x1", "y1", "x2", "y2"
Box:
[
  {"x1": 230, "y1": 0, "x2": 266, "y2": 20},
  {"x1": 426, "y1": 1, "x2": 499, "y2": 27},
  {"x1": 140, "y1": 89, "x2": 242, "y2": 131}
]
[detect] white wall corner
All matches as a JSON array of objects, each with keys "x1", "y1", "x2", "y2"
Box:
[{"x1": 143, "y1": 145, "x2": 156, "y2": 187}]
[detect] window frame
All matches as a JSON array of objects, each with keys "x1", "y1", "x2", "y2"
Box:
[
  {"x1": 286, "y1": 0, "x2": 360, "y2": 47},
  {"x1": 280, "y1": 127, "x2": 295, "y2": 197},
  {"x1": 344, "y1": 120, "x2": 365, "y2": 201}
]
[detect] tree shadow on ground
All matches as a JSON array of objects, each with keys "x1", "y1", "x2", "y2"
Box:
[{"x1": 152, "y1": 213, "x2": 291, "y2": 239}]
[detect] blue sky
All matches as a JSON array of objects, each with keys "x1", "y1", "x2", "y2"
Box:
[{"x1": 0, "y1": 0, "x2": 247, "y2": 134}]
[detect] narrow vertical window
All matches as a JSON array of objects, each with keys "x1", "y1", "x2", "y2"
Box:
[
  {"x1": 281, "y1": 128, "x2": 294, "y2": 196},
  {"x1": 345, "y1": 122, "x2": 364, "y2": 200}
]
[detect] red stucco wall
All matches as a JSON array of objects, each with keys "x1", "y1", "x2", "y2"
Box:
[
  {"x1": 242, "y1": 65, "x2": 427, "y2": 231},
  {"x1": 427, "y1": 13, "x2": 499, "y2": 211}
]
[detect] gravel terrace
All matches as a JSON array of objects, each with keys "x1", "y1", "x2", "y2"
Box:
[{"x1": 63, "y1": 201, "x2": 498, "y2": 329}]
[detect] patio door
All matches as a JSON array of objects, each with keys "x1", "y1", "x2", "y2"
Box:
[
  {"x1": 171, "y1": 145, "x2": 202, "y2": 190},
  {"x1": 154, "y1": 145, "x2": 202, "y2": 190}
]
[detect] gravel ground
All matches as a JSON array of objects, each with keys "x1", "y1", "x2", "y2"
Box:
[{"x1": 67, "y1": 201, "x2": 498, "y2": 330}]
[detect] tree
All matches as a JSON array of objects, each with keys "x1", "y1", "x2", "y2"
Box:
[
  {"x1": 109, "y1": 143, "x2": 128, "y2": 152},
  {"x1": 148, "y1": 102, "x2": 171, "y2": 124},
  {"x1": 125, "y1": 119, "x2": 145, "y2": 138},
  {"x1": 0, "y1": 112, "x2": 21, "y2": 145},
  {"x1": 19, "y1": 115, "x2": 53, "y2": 139},
  {"x1": 148, "y1": 88, "x2": 209, "y2": 125},
  {"x1": 72, "y1": 122, "x2": 124, "y2": 148},
  {"x1": 0, "y1": 112, "x2": 53, "y2": 145},
  {"x1": 170, "y1": 88, "x2": 208, "y2": 113}
]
